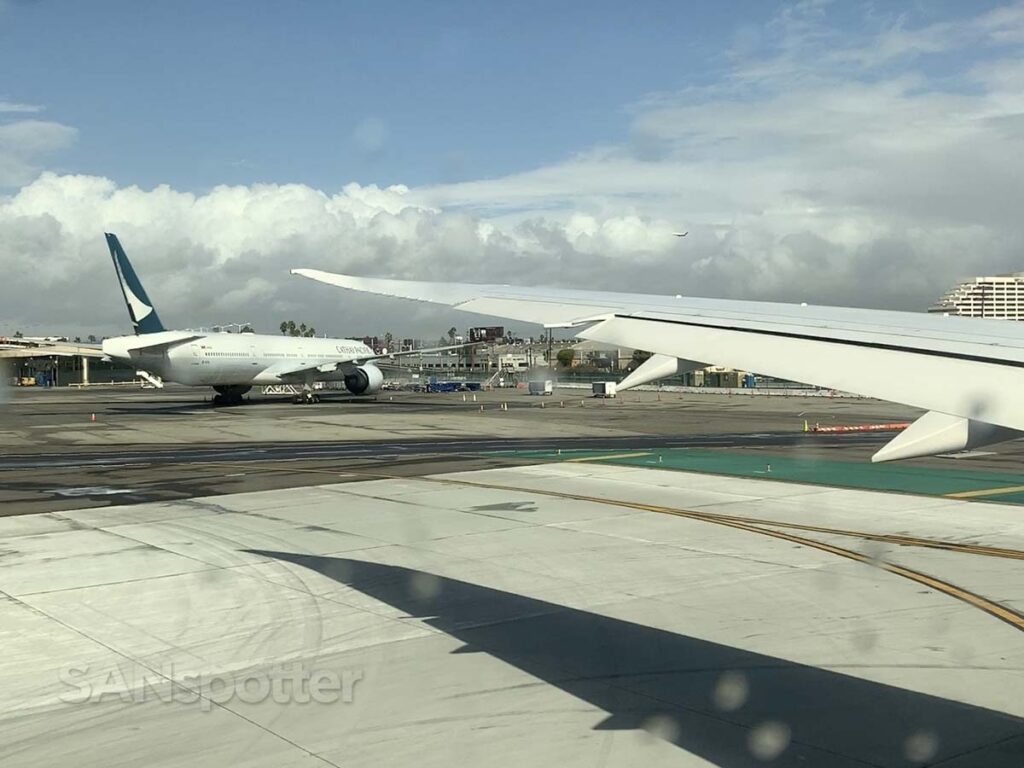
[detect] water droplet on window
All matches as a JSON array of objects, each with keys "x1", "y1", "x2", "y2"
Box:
[
  {"x1": 904, "y1": 730, "x2": 939, "y2": 763},
  {"x1": 712, "y1": 670, "x2": 749, "y2": 711},
  {"x1": 641, "y1": 714, "x2": 680, "y2": 743},
  {"x1": 409, "y1": 571, "x2": 441, "y2": 599},
  {"x1": 748, "y1": 721, "x2": 791, "y2": 760},
  {"x1": 851, "y1": 627, "x2": 877, "y2": 652}
]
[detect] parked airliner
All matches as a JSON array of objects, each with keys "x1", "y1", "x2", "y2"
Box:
[{"x1": 102, "y1": 234, "x2": 447, "y2": 405}]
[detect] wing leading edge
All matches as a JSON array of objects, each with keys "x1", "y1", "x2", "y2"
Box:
[{"x1": 291, "y1": 270, "x2": 1024, "y2": 461}]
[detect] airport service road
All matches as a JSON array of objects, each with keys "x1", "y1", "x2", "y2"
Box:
[{"x1": 1, "y1": 463, "x2": 1023, "y2": 767}]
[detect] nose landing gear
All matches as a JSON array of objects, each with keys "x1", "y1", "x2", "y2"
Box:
[{"x1": 292, "y1": 391, "x2": 321, "y2": 405}]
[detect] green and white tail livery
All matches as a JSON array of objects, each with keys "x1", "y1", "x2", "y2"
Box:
[{"x1": 105, "y1": 232, "x2": 165, "y2": 335}]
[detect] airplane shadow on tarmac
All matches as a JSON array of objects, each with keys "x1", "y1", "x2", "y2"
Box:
[{"x1": 250, "y1": 551, "x2": 1024, "y2": 767}]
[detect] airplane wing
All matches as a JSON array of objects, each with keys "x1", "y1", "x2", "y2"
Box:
[
  {"x1": 292, "y1": 269, "x2": 1024, "y2": 462},
  {"x1": 269, "y1": 343, "x2": 475, "y2": 381},
  {"x1": 360, "y1": 342, "x2": 480, "y2": 363}
]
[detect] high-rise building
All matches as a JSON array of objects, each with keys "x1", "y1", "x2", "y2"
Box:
[{"x1": 929, "y1": 275, "x2": 1024, "y2": 320}]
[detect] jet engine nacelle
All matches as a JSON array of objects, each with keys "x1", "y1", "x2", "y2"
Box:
[{"x1": 344, "y1": 363, "x2": 384, "y2": 395}]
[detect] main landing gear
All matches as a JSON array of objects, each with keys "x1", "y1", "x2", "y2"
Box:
[{"x1": 211, "y1": 385, "x2": 252, "y2": 406}]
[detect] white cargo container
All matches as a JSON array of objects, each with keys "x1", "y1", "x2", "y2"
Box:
[
  {"x1": 528, "y1": 379, "x2": 554, "y2": 395},
  {"x1": 592, "y1": 381, "x2": 617, "y2": 398}
]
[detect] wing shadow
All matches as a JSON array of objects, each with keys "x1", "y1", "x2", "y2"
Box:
[{"x1": 250, "y1": 550, "x2": 1024, "y2": 767}]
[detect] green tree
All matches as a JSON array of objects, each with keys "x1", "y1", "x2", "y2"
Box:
[
  {"x1": 280, "y1": 320, "x2": 318, "y2": 337},
  {"x1": 447, "y1": 326, "x2": 457, "y2": 344},
  {"x1": 13, "y1": 331, "x2": 22, "y2": 338},
  {"x1": 241, "y1": 325, "x2": 254, "y2": 333},
  {"x1": 87, "y1": 334, "x2": 97, "y2": 344},
  {"x1": 556, "y1": 348, "x2": 575, "y2": 368}
]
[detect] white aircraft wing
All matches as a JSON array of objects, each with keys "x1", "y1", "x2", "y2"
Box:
[
  {"x1": 291, "y1": 269, "x2": 1024, "y2": 461},
  {"x1": 268, "y1": 343, "x2": 474, "y2": 381}
]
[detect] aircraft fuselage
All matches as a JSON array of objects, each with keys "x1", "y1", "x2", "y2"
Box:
[{"x1": 103, "y1": 332, "x2": 374, "y2": 387}]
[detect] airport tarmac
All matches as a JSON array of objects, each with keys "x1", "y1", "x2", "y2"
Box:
[
  {"x1": 5, "y1": 385, "x2": 1024, "y2": 516},
  {"x1": 2, "y1": 462, "x2": 1024, "y2": 767},
  {"x1": 2, "y1": 386, "x2": 1024, "y2": 765},
  {"x1": 0, "y1": 385, "x2": 922, "y2": 516},
  {"x1": 2, "y1": 384, "x2": 924, "y2": 448}
]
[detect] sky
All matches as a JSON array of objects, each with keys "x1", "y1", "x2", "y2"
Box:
[{"x1": 1, "y1": 0, "x2": 1023, "y2": 337}]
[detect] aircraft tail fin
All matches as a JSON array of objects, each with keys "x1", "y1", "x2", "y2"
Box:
[{"x1": 105, "y1": 233, "x2": 165, "y2": 335}]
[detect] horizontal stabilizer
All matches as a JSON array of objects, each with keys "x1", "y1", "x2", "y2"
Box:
[
  {"x1": 617, "y1": 353, "x2": 701, "y2": 392},
  {"x1": 123, "y1": 333, "x2": 203, "y2": 353},
  {"x1": 872, "y1": 411, "x2": 1021, "y2": 463}
]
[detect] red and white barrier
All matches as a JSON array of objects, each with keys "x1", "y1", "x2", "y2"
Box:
[{"x1": 809, "y1": 422, "x2": 910, "y2": 434}]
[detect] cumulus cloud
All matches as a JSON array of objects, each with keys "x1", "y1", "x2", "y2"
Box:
[
  {"x1": 1, "y1": 3, "x2": 1023, "y2": 338},
  {"x1": 0, "y1": 118, "x2": 76, "y2": 187},
  {"x1": 0, "y1": 174, "x2": 581, "y2": 336}
]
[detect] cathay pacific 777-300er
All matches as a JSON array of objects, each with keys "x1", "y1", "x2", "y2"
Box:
[{"x1": 101, "y1": 234, "x2": 452, "y2": 405}]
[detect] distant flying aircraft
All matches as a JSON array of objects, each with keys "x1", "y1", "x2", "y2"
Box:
[
  {"x1": 292, "y1": 268, "x2": 1024, "y2": 461},
  {"x1": 102, "y1": 234, "x2": 456, "y2": 405},
  {"x1": 673, "y1": 231, "x2": 688, "y2": 237}
]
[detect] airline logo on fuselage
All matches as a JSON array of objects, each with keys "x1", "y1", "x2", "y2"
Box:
[{"x1": 336, "y1": 344, "x2": 367, "y2": 355}]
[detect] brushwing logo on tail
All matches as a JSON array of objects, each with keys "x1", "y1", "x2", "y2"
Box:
[
  {"x1": 105, "y1": 233, "x2": 165, "y2": 334},
  {"x1": 113, "y1": 256, "x2": 154, "y2": 323}
]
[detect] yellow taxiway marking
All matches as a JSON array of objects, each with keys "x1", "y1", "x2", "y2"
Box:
[
  {"x1": 946, "y1": 484, "x2": 1024, "y2": 499},
  {"x1": 394, "y1": 473, "x2": 1024, "y2": 634},
  {"x1": 190, "y1": 461, "x2": 1024, "y2": 632},
  {"x1": 566, "y1": 452, "x2": 652, "y2": 463}
]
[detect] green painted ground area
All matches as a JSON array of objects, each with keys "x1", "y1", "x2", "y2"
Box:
[{"x1": 502, "y1": 448, "x2": 1024, "y2": 504}]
